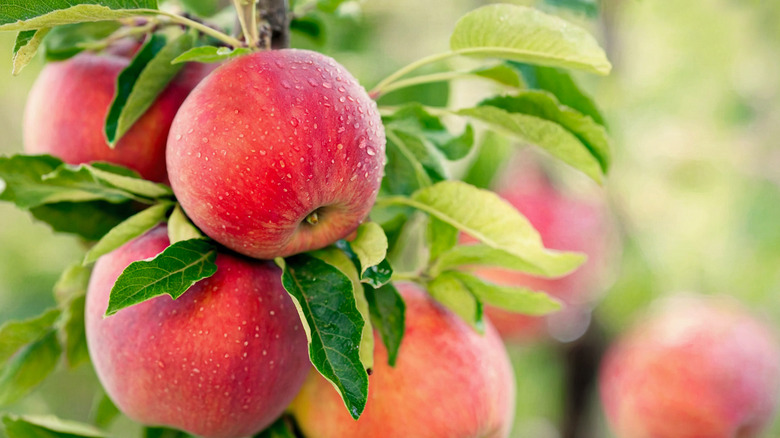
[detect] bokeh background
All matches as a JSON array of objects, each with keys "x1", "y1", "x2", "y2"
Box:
[{"x1": 1, "y1": 0, "x2": 780, "y2": 437}]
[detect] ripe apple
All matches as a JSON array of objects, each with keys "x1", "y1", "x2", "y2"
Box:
[
  {"x1": 166, "y1": 49, "x2": 385, "y2": 259},
  {"x1": 84, "y1": 226, "x2": 310, "y2": 438},
  {"x1": 599, "y1": 295, "x2": 780, "y2": 438},
  {"x1": 24, "y1": 48, "x2": 210, "y2": 183},
  {"x1": 466, "y1": 163, "x2": 617, "y2": 342},
  {"x1": 289, "y1": 283, "x2": 516, "y2": 438}
]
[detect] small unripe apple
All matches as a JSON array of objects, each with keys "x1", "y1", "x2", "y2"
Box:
[
  {"x1": 467, "y1": 165, "x2": 617, "y2": 341},
  {"x1": 167, "y1": 49, "x2": 385, "y2": 259},
  {"x1": 599, "y1": 295, "x2": 780, "y2": 438},
  {"x1": 290, "y1": 283, "x2": 516, "y2": 438},
  {"x1": 85, "y1": 226, "x2": 310, "y2": 438},
  {"x1": 24, "y1": 49, "x2": 209, "y2": 182}
]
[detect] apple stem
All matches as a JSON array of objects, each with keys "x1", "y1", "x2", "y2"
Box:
[
  {"x1": 369, "y1": 50, "x2": 465, "y2": 98},
  {"x1": 372, "y1": 71, "x2": 469, "y2": 98},
  {"x1": 305, "y1": 211, "x2": 319, "y2": 225},
  {"x1": 232, "y1": 0, "x2": 258, "y2": 47}
]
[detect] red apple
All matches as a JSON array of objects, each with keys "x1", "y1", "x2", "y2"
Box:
[
  {"x1": 85, "y1": 226, "x2": 310, "y2": 438},
  {"x1": 289, "y1": 283, "x2": 516, "y2": 438},
  {"x1": 599, "y1": 295, "x2": 780, "y2": 438},
  {"x1": 466, "y1": 163, "x2": 617, "y2": 342},
  {"x1": 24, "y1": 48, "x2": 210, "y2": 183},
  {"x1": 166, "y1": 49, "x2": 385, "y2": 259}
]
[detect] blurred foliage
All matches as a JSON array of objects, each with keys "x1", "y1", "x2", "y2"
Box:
[{"x1": 1, "y1": 0, "x2": 780, "y2": 437}]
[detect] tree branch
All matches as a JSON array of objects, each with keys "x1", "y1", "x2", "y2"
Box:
[{"x1": 257, "y1": 0, "x2": 290, "y2": 49}]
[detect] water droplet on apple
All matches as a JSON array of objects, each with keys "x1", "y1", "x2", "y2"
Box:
[{"x1": 322, "y1": 82, "x2": 332, "y2": 89}]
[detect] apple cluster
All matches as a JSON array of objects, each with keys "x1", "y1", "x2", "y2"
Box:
[{"x1": 23, "y1": 40, "x2": 517, "y2": 437}]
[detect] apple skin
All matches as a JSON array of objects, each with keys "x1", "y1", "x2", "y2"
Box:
[
  {"x1": 599, "y1": 296, "x2": 780, "y2": 438},
  {"x1": 23, "y1": 50, "x2": 210, "y2": 183},
  {"x1": 466, "y1": 172, "x2": 616, "y2": 342},
  {"x1": 289, "y1": 283, "x2": 516, "y2": 438},
  {"x1": 84, "y1": 226, "x2": 310, "y2": 438},
  {"x1": 167, "y1": 49, "x2": 385, "y2": 259}
]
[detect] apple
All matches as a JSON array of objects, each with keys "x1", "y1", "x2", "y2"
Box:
[
  {"x1": 289, "y1": 283, "x2": 516, "y2": 438},
  {"x1": 599, "y1": 295, "x2": 780, "y2": 438},
  {"x1": 24, "y1": 48, "x2": 210, "y2": 183},
  {"x1": 84, "y1": 225, "x2": 310, "y2": 438},
  {"x1": 466, "y1": 164, "x2": 617, "y2": 342},
  {"x1": 166, "y1": 49, "x2": 385, "y2": 259}
]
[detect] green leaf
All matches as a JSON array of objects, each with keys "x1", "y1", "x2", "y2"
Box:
[
  {"x1": 449, "y1": 4, "x2": 611, "y2": 75},
  {"x1": 480, "y1": 92, "x2": 611, "y2": 173},
  {"x1": 428, "y1": 274, "x2": 484, "y2": 333},
  {"x1": 280, "y1": 254, "x2": 368, "y2": 419},
  {"x1": 381, "y1": 181, "x2": 587, "y2": 276},
  {"x1": 105, "y1": 239, "x2": 217, "y2": 316},
  {"x1": 84, "y1": 202, "x2": 172, "y2": 265},
  {"x1": 427, "y1": 216, "x2": 458, "y2": 263},
  {"x1": 105, "y1": 31, "x2": 195, "y2": 147},
  {"x1": 30, "y1": 201, "x2": 138, "y2": 241},
  {"x1": 167, "y1": 204, "x2": 203, "y2": 244},
  {"x1": 53, "y1": 263, "x2": 91, "y2": 305},
  {"x1": 171, "y1": 45, "x2": 251, "y2": 64},
  {"x1": 359, "y1": 259, "x2": 393, "y2": 289},
  {"x1": 0, "y1": 330, "x2": 61, "y2": 406},
  {"x1": 312, "y1": 248, "x2": 374, "y2": 371},
  {"x1": 544, "y1": 0, "x2": 599, "y2": 17},
  {"x1": 290, "y1": 16, "x2": 324, "y2": 45},
  {"x1": 364, "y1": 283, "x2": 405, "y2": 367},
  {"x1": 0, "y1": 1, "x2": 158, "y2": 31},
  {"x1": 382, "y1": 129, "x2": 435, "y2": 196},
  {"x1": 87, "y1": 163, "x2": 173, "y2": 199},
  {"x1": 432, "y1": 244, "x2": 583, "y2": 278},
  {"x1": 0, "y1": 154, "x2": 62, "y2": 205},
  {"x1": 0, "y1": 156, "x2": 151, "y2": 209},
  {"x1": 457, "y1": 105, "x2": 603, "y2": 183},
  {"x1": 59, "y1": 294, "x2": 89, "y2": 368},
  {"x1": 391, "y1": 129, "x2": 447, "y2": 182},
  {"x1": 43, "y1": 21, "x2": 121, "y2": 61},
  {"x1": 461, "y1": 130, "x2": 513, "y2": 190},
  {"x1": 13, "y1": 28, "x2": 49, "y2": 75},
  {"x1": 446, "y1": 271, "x2": 562, "y2": 315},
  {"x1": 3, "y1": 414, "x2": 105, "y2": 438},
  {"x1": 471, "y1": 63, "x2": 525, "y2": 88},
  {"x1": 385, "y1": 104, "x2": 474, "y2": 160},
  {"x1": 0, "y1": 309, "x2": 60, "y2": 365},
  {"x1": 349, "y1": 222, "x2": 388, "y2": 276},
  {"x1": 516, "y1": 63, "x2": 605, "y2": 126},
  {"x1": 385, "y1": 212, "x2": 428, "y2": 276},
  {"x1": 90, "y1": 393, "x2": 119, "y2": 429}
]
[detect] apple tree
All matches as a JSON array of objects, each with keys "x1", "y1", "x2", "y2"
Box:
[{"x1": 0, "y1": 0, "x2": 653, "y2": 437}]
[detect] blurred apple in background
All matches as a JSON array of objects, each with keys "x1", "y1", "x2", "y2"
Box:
[
  {"x1": 290, "y1": 283, "x2": 516, "y2": 438},
  {"x1": 466, "y1": 155, "x2": 620, "y2": 342},
  {"x1": 599, "y1": 295, "x2": 780, "y2": 438}
]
